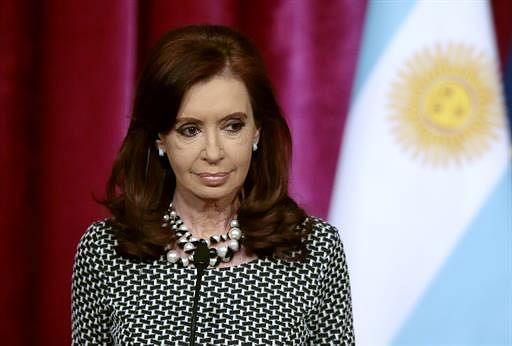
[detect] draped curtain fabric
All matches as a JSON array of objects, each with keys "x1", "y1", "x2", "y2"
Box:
[
  {"x1": 493, "y1": 0, "x2": 512, "y2": 66},
  {"x1": 493, "y1": 0, "x2": 512, "y2": 135},
  {"x1": 1, "y1": 1, "x2": 365, "y2": 345}
]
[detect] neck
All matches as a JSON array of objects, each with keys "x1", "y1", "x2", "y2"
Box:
[{"x1": 171, "y1": 189, "x2": 239, "y2": 239}]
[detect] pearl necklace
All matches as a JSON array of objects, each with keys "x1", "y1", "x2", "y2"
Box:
[{"x1": 161, "y1": 204, "x2": 243, "y2": 268}]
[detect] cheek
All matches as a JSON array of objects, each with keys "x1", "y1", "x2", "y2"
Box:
[
  {"x1": 166, "y1": 137, "x2": 203, "y2": 170},
  {"x1": 168, "y1": 151, "x2": 195, "y2": 174},
  {"x1": 233, "y1": 146, "x2": 253, "y2": 168}
]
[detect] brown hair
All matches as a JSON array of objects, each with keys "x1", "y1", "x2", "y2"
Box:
[{"x1": 103, "y1": 25, "x2": 311, "y2": 261}]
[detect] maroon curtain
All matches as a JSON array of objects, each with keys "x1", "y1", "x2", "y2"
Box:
[
  {"x1": 492, "y1": 0, "x2": 512, "y2": 67},
  {"x1": 1, "y1": 1, "x2": 365, "y2": 344}
]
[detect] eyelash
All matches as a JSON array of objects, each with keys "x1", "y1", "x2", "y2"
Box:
[
  {"x1": 177, "y1": 125, "x2": 200, "y2": 138},
  {"x1": 225, "y1": 120, "x2": 246, "y2": 134},
  {"x1": 176, "y1": 120, "x2": 246, "y2": 138}
]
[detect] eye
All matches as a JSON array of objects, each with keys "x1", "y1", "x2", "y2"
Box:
[
  {"x1": 224, "y1": 120, "x2": 246, "y2": 134},
  {"x1": 177, "y1": 124, "x2": 201, "y2": 138}
]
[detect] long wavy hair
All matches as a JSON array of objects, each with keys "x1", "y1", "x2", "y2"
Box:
[{"x1": 103, "y1": 25, "x2": 312, "y2": 261}]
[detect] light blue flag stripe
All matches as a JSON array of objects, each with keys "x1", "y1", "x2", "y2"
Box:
[
  {"x1": 392, "y1": 162, "x2": 512, "y2": 345},
  {"x1": 352, "y1": 0, "x2": 416, "y2": 99}
]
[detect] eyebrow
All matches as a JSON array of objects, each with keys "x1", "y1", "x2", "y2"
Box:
[{"x1": 175, "y1": 112, "x2": 248, "y2": 125}]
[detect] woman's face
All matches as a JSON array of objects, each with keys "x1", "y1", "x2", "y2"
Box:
[{"x1": 157, "y1": 75, "x2": 260, "y2": 204}]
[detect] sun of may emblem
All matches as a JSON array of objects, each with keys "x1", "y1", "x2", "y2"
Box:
[{"x1": 388, "y1": 43, "x2": 504, "y2": 165}]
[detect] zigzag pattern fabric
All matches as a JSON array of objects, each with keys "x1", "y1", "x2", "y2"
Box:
[{"x1": 72, "y1": 218, "x2": 354, "y2": 345}]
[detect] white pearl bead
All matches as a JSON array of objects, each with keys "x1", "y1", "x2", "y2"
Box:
[
  {"x1": 217, "y1": 246, "x2": 228, "y2": 258},
  {"x1": 179, "y1": 224, "x2": 188, "y2": 231},
  {"x1": 183, "y1": 242, "x2": 195, "y2": 252},
  {"x1": 228, "y1": 239, "x2": 239, "y2": 251},
  {"x1": 228, "y1": 227, "x2": 242, "y2": 240},
  {"x1": 166, "y1": 250, "x2": 179, "y2": 263},
  {"x1": 230, "y1": 219, "x2": 239, "y2": 228}
]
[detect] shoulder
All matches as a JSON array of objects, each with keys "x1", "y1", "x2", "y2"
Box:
[
  {"x1": 303, "y1": 216, "x2": 343, "y2": 249},
  {"x1": 75, "y1": 219, "x2": 118, "y2": 261},
  {"x1": 301, "y1": 216, "x2": 347, "y2": 265}
]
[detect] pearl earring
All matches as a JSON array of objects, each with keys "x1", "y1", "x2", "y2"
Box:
[
  {"x1": 158, "y1": 148, "x2": 165, "y2": 157},
  {"x1": 252, "y1": 142, "x2": 258, "y2": 152}
]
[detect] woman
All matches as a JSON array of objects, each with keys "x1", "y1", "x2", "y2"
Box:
[{"x1": 72, "y1": 25, "x2": 354, "y2": 345}]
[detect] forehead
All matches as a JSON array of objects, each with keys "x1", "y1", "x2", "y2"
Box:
[{"x1": 177, "y1": 76, "x2": 253, "y2": 120}]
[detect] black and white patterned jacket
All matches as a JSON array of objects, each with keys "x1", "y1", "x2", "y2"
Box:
[{"x1": 72, "y1": 217, "x2": 354, "y2": 345}]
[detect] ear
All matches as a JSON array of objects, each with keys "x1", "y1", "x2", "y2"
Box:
[
  {"x1": 253, "y1": 128, "x2": 260, "y2": 146},
  {"x1": 155, "y1": 135, "x2": 165, "y2": 151}
]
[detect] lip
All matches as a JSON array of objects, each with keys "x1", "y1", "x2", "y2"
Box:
[{"x1": 195, "y1": 171, "x2": 231, "y2": 186}]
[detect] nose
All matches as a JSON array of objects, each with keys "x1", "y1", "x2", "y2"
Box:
[{"x1": 202, "y1": 130, "x2": 224, "y2": 164}]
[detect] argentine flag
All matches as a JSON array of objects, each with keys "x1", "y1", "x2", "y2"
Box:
[{"x1": 329, "y1": 1, "x2": 511, "y2": 345}]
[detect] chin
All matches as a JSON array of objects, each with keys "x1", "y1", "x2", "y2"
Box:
[{"x1": 192, "y1": 186, "x2": 239, "y2": 202}]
